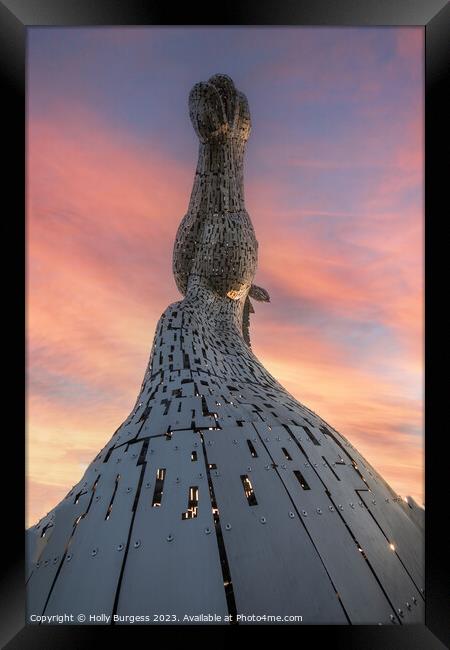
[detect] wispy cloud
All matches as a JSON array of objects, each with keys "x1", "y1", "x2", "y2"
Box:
[{"x1": 27, "y1": 27, "x2": 423, "y2": 526}]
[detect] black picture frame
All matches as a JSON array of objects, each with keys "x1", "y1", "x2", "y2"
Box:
[{"x1": 1, "y1": 1, "x2": 448, "y2": 648}]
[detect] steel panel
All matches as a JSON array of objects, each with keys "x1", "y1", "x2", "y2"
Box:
[
  {"x1": 116, "y1": 431, "x2": 228, "y2": 623},
  {"x1": 204, "y1": 426, "x2": 348, "y2": 623},
  {"x1": 322, "y1": 479, "x2": 424, "y2": 623},
  {"x1": 43, "y1": 444, "x2": 142, "y2": 621},
  {"x1": 358, "y1": 488, "x2": 424, "y2": 593},
  {"x1": 260, "y1": 427, "x2": 397, "y2": 623},
  {"x1": 26, "y1": 482, "x2": 95, "y2": 618}
]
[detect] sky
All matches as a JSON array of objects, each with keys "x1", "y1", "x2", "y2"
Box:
[{"x1": 26, "y1": 27, "x2": 424, "y2": 527}]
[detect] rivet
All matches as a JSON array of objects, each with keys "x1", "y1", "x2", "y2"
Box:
[
  {"x1": 265, "y1": 465, "x2": 270, "y2": 470},
  {"x1": 66, "y1": 554, "x2": 72, "y2": 561},
  {"x1": 167, "y1": 534, "x2": 174, "y2": 542},
  {"x1": 339, "y1": 505, "x2": 344, "y2": 510},
  {"x1": 95, "y1": 495, "x2": 101, "y2": 501},
  {"x1": 145, "y1": 482, "x2": 151, "y2": 488},
  {"x1": 281, "y1": 464, "x2": 286, "y2": 469},
  {"x1": 260, "y1": 517, "x2": 266, "y2": 524},
  {"x1": 205, "y1": 527, "x2": 211, "y2": 534},
  {"x1": 289, "y1": 512, "x2": 295, "y2": 518},
  {"x1": 329, "y1": 505, "x2": 334, "y2": 511},
  {"x1": 412, "y1": 596, "x2": 417, "y2": 604},
  {"x1": 350, "y1": 503, "x2": 355, "y2": 508},
  {"x1": 53, "y1": 557, "x2": 59, "y2": 564},
  {"x1": 406, "y1": 602, "x2": 411, "y2": 610},
  {"x1": 317, "y1": 508, "x2": 322, "y2": 514},
  {"x1": 398, "y1": 609, "x2": 404, "y2": 617},
  {"x1": 174, "y1": 445, "x2": 178, "y2": 450},
  {"x1": 126, "y1": 487, "x2": 132, "y2": 493},
  {"x1": 91, "y1": 548, "x2": 98, "y2": 557},
  {"x1": 302, "y1": 510, "x2": 308, "y2": 516},
  {"x1": 44, "y1": 560, "x2": 49, "y2": 566},
  {"x1": 117, "y1": 544, "x2": 124, "y2": 551},
  {"x1": 176, "y1": 477, "x2": 180, "y2": 483},
  {"x1": 199, "y1": 473, "x2": 203, "y2": 478},
  {"x1": 225, "y1": 524, "x2": 232, "y2": 530},
  {"x1": 233, "y1": 439, "x2": 237, "y2": 444},
  {"x1": 389, "y1": 614, "x2": 395, "y2": 622},
  {"x1": 133, "y1": 540, "x2": 141, "y2": 549},
  {"x1": 247, "y1": 467, "x2": 252, "y2": 472},
  {"x1": 265, "y1": 438, "x2": 269, "y2": 442}
]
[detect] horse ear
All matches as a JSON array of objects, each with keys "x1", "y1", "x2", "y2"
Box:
[{"x1": 249, "y1": 284, "x2": 270, "y2": 302}]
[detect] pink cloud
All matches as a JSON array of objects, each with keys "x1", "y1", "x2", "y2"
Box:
[{"x1": 27, "y1": 82, "x2": 424, "y2": 527}]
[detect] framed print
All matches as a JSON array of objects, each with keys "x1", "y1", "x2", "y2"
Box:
[{"x1": 1, "y1": 1, "x2": 448, "y2": 648}]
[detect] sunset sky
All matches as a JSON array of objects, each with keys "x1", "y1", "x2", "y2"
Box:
[{"x1": 26, "y1": 27, "x2": 424, "y2": 527}]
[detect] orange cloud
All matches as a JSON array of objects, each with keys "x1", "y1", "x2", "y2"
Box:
[{"x1": 27, "y1": 97, "x2": 424, "y2": 527}]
